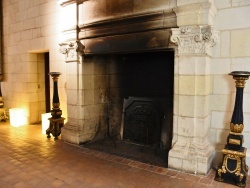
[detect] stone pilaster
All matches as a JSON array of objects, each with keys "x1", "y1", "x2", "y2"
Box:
[
  {"x1": 169, "y1": 25, "x2": 218, "y2": 174},
  {"x1": 58, "y1": 0, "x2": 88, "y2": 144},
  {"x1": 61, "y1": 62, "x2": 99, "y2": 144},
  {"x1": 168, "y1": 0, "x2": 219, "y2": 175},
  {"x1": 58, "y1": 0, "x2": 85, "y2": 63}
]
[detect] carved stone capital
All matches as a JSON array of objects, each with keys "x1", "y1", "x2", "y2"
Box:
[
  {"x1": 170, "y1": 26, "x2": 218, "y2": 56},
  {"x1": 59, "y1": 41, "x2": 85, "y2": 63}
]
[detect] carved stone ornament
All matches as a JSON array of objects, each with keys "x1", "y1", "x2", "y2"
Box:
[
  {"x1": 170, "y1": 26, "x2": 218, "y2": 56},
  {"x1": 59, "y1": 41, "x2": 85, "y2": 63}
]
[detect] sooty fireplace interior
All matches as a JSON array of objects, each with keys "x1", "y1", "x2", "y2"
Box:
[{"x1": 82, "y1": 51, "x2": 174, "y2": 166}]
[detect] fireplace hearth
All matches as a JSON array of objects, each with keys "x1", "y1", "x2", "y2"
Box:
[{"x1": 81, "y1": 138, "x2": 168, "y2": 167}]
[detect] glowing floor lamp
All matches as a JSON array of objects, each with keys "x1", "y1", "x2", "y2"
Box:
[
  {"x1": 46, "y1": 72, "x2": 65, "y2": 140},
  {"x1": 41, "y1": 113, "x2": 51, "y2": 134},
  {"x1": 9, "y1": 108, "x2": 26, "y2": 127}
]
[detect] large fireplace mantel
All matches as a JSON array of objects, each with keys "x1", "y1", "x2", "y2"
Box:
[
  {"x1": 79, "y1": 9, "x2": 177, "y2": 55},
  {"x1": 79, "y1": 10, "x2": 176, "y2": 39},
  {"x1": 59, "y1": 0, "x2": 219, "y2": 176}
]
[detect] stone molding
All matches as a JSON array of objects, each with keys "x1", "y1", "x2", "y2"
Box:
[
  {"x1": 168, "y1": 138, "x2": 215, "y2": 174},
  {"x1": 59, "y1": 41, "x2": 85, "y2": 62},
  {"x1": 79, "y1": 10, "x2": 177, "y2": 39},
  {"x1": 61, "y1": 26, "x2": 78, "y2": 43},
  {"x1": 173, "y1": 2, "x2": 217, "y2": 26},
  {"x1": 58, "y1": 0, "x2": 85, "y2": 6},
  {"x1": 170, "y1": 26, "x2": 218, "y2": 56}
]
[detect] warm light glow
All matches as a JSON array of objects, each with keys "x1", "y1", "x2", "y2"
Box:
[
  {"x1": 42, "y1": 113, "x2": 51, "y2": 134},
  {"x1": 9, "y1": 108, "x2": 27, "y2": 127}
]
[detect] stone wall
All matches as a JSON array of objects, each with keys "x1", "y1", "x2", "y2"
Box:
[
  {"x1": 2, "y1": 0, "x2": 250, "y2": 176},
  {"x1": 210, "y1": 0, "x2": 250, "y2": 170},
  {"x1": 1, "y1": 0, "x2": 67, "y2": 124}
]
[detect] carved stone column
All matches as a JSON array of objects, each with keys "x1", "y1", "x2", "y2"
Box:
[{"x1": 168, "y1": 24, "x2": 219, "y2": 174}]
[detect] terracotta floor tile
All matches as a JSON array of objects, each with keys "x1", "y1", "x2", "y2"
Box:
[
  {"x1": 176, "y1": 172, "x2": 190, "y2": 180},
  {"x1": 51, "y1": 179, "x2": 65, "y2": 187},
  {"x1": 187, "y1": 174, "x2": 202, "y2": 182},
  {"x1": 166, "y1": 169, "x2": 179, "y2": 177},
  {"x1": 105, "y1": 154, "x2": 117, "y2": 161},
  {"x1": 120, "y1": 158, "x2": 133, "y2": 165},
  {"x1": 146, "y1": 165, "x2": 159, "y2": 172},
  {"x1": 14, "y1": 182, "x2": 33, "y2": 188},
  {"x1": 113, "y1": 156, "x2": 125, "y2": 163},
  {"x1": 137, "y1": 162, "x2": 149, "y2": 170},
  {"x1": 97, "y1": 152, "x2": 110, "y2": 159},
  {"x1": 199, "y1": 177, "x2": 214, "y2": 185},
  {"x1": 192, "y1": 182, "x2": 213, "y2": 188},
  {"x1": 224, "y1": 184, "x2": 239, "y2": 188},
  {"x1": 156, "y1": 167, "x2": 168, "y2": 175},
  {"x1": 128, "y1": 160, "x2": 142, "y2": 168},
  {"x1": 0, "y1": 123, "x2": 248, "y2": 188}
]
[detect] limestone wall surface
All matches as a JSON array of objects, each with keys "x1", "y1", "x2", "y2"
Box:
[
  {"x1": 211, "y1": 0, "x2": 250, "y2": 170},
  {"x1": 1, "y1": 0, "x2": 67, "y2": 124}
]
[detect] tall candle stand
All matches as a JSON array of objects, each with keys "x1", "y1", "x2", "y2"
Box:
[
  {"x1": 215, "y1": 71, "x2": 250, "y2": 187},
  {"x1": 46, "y1": 72, "x2": 65, "y2": 140}
]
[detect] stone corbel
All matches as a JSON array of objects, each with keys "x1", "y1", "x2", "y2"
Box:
[
  {"x1": 170, "y1": 26, "x2": 218, "y2": 56},
  {"x1": 59, "y1": 41, "x2": 85, "y2": 63}
]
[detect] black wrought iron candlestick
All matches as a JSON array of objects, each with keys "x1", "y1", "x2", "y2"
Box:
[
  {"x1": 46, "y1": 72, "x2": 65, "y2": 140},
  {"x1": 215, "y1": 71, "x2": 250, "y2": 187}
]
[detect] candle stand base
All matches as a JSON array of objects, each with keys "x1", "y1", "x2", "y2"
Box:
[
  {"x1": 215, "y1": 147, "x2": 248, "y2": 187},
  {"x1": 46, "y1": 117, "x2": 65, "y2": 140},
  {"x1": 0, "y1": 108, "x2": 8, "y2": 121}
]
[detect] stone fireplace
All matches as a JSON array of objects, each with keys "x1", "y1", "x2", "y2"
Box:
[{"x1": 58, "y1": 0, "x2": 218, "y2": 175}]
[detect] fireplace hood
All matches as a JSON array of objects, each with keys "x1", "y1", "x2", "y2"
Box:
[{"x1": 78, "y1": 10, "x2": 177, "y2": 55}]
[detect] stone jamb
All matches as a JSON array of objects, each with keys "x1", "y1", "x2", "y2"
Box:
[{"x1": 168, "y1": 0, "x2": 219, "y2": 175}]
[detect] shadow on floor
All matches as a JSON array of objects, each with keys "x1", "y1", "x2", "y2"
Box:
[{"x1": 81, "y1": 138, "x2": 169, "y2": 168}]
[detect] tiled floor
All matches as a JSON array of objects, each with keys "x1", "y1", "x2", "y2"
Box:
[{"x1": 0, "y1": 122, "x2": 248, "y2": 188}]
